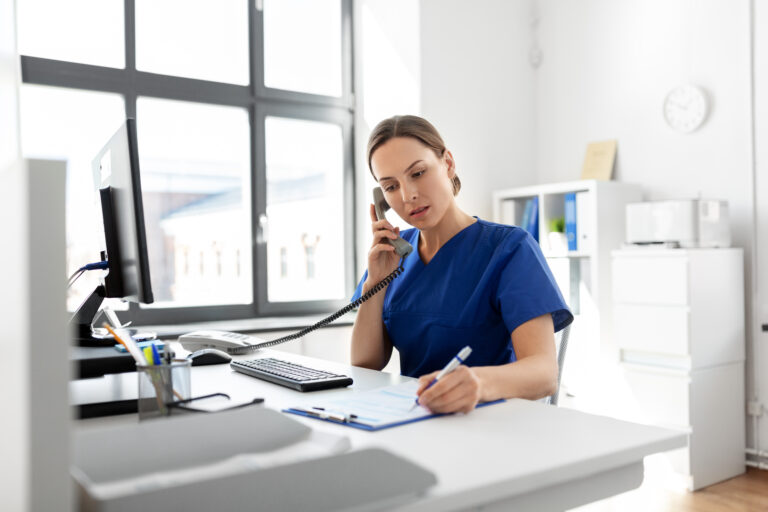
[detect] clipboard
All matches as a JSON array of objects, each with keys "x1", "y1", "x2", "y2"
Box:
[{"x1": 283, "y1": 381, "x2": 505, "y2": 432}]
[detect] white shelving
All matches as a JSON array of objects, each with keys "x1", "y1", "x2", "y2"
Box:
[
  {"x1": 611, "y1": 248, "x2": 745, "y2": 490},
  {"x1": 492, "y1": 180, "x2": 642, "y2": 394}
]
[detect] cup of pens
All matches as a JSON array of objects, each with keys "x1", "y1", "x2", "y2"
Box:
[
  {"x1": 103, "y1": 322, "x2": 192, "y2": 420},
  {"x1": 136, "y1": 359, "x2": 192, "y2": 420}
]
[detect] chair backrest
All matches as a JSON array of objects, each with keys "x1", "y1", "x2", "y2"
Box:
[{"x1": 546, "y1": 324, "x2": 571, "y2": 406}]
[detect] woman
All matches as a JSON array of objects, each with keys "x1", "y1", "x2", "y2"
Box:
[{"x1": 350, "y1": 115, "x2": 572, "y2": 414}]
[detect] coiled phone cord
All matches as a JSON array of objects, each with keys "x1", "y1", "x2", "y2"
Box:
[{"x1": 229, "y1": 257, "x2": 407, "y2": 355}]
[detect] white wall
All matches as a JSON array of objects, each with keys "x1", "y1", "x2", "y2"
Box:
[
  {"x1": 535, "y1": 0, "x2": 752, "y2": 235},
  {"x1": 535, "y1": 0, "x2": 760, "y2": 451},
  {"x1": 0, "y1": 0, "x2": 29, "y2": 509},
  {"x1": 420, "y1": 0, "x2": 537, "y2": 221},
  {"x1": 754, "y1": 0, "x2": 768, "y2": 459}
]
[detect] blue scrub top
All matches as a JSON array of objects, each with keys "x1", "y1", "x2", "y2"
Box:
[{"x1": 351, "y1": 218, "x2": 573, "y2": 378}]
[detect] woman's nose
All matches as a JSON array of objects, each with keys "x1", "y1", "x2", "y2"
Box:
[{"x1": 401, "y1": 183, "x2": 418, "y2": 202}]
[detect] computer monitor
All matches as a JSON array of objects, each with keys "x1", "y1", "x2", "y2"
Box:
[{"x1": 71, "y1": 118, "x2": 154, "y2": 346}]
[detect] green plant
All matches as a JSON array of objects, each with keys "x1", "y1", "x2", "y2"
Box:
[{"x1": 548, "y1": 216, "x2": 565, "y2": 233}]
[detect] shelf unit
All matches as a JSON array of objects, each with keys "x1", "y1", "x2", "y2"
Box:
[
  {"x1": 611, "y1": 248, "x2": 745, "y2": 490},
  {"x1": 492, "y1": 180, "x2": 642, "y2": 393}
]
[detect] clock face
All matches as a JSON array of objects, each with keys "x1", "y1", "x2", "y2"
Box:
[{"x1": 663, "y1": 85, "x2": 708, "y2": 133}]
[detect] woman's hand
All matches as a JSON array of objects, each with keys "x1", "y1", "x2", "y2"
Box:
[
  {"x1": 415, "y1": 365, "x2": 482, "y2": 414},
  {"x1": 364, "y1": 203, "x2": 402, "y2": 290}
]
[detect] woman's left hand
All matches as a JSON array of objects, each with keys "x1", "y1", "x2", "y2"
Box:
[{"x1": 415, "y1": 365, "x2": 482, "y2": 414}]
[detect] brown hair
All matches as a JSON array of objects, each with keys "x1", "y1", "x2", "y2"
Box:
[{"x1": 366, "y1": 115, "x2": 461, "y2": 196}]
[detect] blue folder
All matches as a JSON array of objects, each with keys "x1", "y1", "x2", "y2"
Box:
[
  {"x1": 564, "y1": 193, "x2": 577, "y2": 251},
  {"x1": 283, "y1": 399, "x2": 505, "y2": 432}
]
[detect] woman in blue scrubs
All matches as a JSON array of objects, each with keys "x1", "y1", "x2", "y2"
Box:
[{"x1": 350, "y1": 115, "x2": 573, "y2": 414}]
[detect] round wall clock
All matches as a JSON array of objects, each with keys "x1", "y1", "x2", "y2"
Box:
[{"x1": 663, "y1": 84, "x2": 708, "y2": 133}]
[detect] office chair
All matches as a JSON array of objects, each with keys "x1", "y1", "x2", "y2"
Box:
[{"x1": 546, "y1": 324, "x2": 571, "y2": 406}]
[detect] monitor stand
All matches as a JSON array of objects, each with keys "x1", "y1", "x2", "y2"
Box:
[{"x1": 70, "y1": 285, "x2": 156, "y2": 347}]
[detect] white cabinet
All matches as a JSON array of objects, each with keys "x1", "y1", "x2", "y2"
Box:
[
  {"x1": 493, "y1": 180, "x2": 642, "y2": 394},
  {"x1": 612, "y1": 248, "x2": 745, "y2": 490}
]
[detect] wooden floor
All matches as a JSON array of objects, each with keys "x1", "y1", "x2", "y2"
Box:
[{"x1": 572, "y1": 467, "x2": 768, "y2": 512}]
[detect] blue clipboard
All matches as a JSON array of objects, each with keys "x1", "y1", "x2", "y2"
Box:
[{"x1": 283, "y1": 399, "x2": 505, "y2": 432}]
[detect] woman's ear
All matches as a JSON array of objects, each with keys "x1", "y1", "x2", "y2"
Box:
[{"x1": 444, "y1": 150, "x2": 456, "y2": 178}]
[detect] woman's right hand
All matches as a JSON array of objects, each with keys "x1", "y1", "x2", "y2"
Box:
[{"x1": 364, "y1": 203, "x2": 402, "y2": 291}]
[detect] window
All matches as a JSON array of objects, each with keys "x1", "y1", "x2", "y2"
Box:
[
  {"x1": 265, "y1": 116, "x2": 346, "y2": 302},
  {"x1": 263, "y1": 0, "x2": 343, "y2": 96},
  {"x1": 137, "y1": 97, "x2": 252, "y2": 308},
  {"x1": 19, "y1": 0, "x2": 355, "y2": 324},
  {"x1": 279, "y1": 247, "x2": 288, "y2": 278},
  {"x1": 305, "y1": 245, "x2": 316, "y2": 279},
  {"x1": 18, "y1": 85, "x2": 125, "y2": 312}
]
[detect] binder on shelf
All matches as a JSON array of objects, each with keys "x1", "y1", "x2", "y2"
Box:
[
  {"x1": 525, "y1": 197, "x2": 539, "y2": 242},
  {"x1": 565, "y1": 193, "x2": 578, "y2": 251},
  {"x1": 575, "y1": 191, "x2": 590, "y2": 252},
  {"x1": 521, "y1": 199, "x2": 532, "y2": 230}
]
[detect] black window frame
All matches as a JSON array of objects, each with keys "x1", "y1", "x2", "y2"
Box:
[{"x1": 20, "y1": 0, "x2": 356, "y2": 325}]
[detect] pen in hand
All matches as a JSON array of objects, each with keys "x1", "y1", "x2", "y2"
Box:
[{"x1": 410, "y1": 346, "x2": 473, "y2": 411}]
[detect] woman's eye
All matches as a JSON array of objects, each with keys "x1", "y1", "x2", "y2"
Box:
[
  {"x1": 383, "y1": 185, "x2": 396, "y2": 192},
  {"x1": 412, "y1": 170, "x2": 425, "y2": 178}
]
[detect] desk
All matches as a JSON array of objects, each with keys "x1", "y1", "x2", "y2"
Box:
[{"x1": 72, "y1": 349, "x2": 686, "y2": 511}]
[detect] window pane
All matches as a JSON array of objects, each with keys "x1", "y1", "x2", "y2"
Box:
[
  {"x1": 137, "y1": 98, "x2": 252, "y2": 307},
  {"x1": 263, "y1": 0, "x2": 342, "y2": 97},
  {"x1": 265, "y1": 116, "x2": 346, "y2": 302},
  {"x1": 17, "y1": 0, "x2": 124, "y2": 68},
  {"x1": 19, "y1": 85, "x2": 126, "y2": 311},
  {"x1": 136, "y1": 0, "x2": 249, "y2": 85}
]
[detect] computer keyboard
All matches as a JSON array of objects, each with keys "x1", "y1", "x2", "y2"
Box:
[{"x1": 230, "y1": 357, "x2": 353, "y2": 392}]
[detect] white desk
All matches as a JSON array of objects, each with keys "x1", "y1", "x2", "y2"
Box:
[{"x1": 72, "y1": 349, "x2": 686, "y2": 511}]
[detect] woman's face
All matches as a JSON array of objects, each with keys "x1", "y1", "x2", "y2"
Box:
[{"x1": 370, "y1": 136, "x2": 456, "y2": 230}]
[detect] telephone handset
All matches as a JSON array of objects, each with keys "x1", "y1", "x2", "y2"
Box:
[
  {"x1": 372, "y1": 187, "x2": 414, "y2": 258},
  {"x1": 221, "y1": 189, "x2": 412, "y2": 355}
]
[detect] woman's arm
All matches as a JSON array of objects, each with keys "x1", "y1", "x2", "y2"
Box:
[
  {"x1": 416, "y1": 314, "x2": 559, "y2": 413},
  {"x1": 350, "y1": 283, "x2": 393, "y2": 370},
  {"x1": 476, "y1": 313, "x2": 558, "y2": 401},
  {"x1": 350, "y1": 204, "x2": 401, "y2": 370}
]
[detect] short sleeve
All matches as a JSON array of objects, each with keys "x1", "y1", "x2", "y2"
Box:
[{"x1": 496, "y1": 233, "x2": 573, "y2": 334}]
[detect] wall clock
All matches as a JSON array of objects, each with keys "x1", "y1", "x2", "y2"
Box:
[{"x1": 663, "y1": 84, "x2": 708, "y2": 133}]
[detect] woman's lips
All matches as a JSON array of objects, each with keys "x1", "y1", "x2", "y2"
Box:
[{"x1": 410, "y1": 206, "x2": 429, "y2": 218}]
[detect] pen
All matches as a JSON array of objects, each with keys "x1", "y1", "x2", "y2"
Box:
[
  {"x1": 150, "y1": 342, "x2": 162, "y2": 365},
  {"x1": 308, "y1": 407, "x2": 351, "y2": 423},
  {"x1": 103, "y1": 323, "x2": 146, "y2": 365},
  {"x1": 410, "y1": 346, "x2": 473, "y2": 411}
]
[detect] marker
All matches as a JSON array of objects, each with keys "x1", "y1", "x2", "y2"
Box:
[
  {"x1": 143, "y1": 346, "x2": 154, "y2": 365},
  {"x1": 411, "y1": 346, "x2": 473, "y2": 411},
  {"x1": 150, "y1": 342, "x2": 162, "y2": 366}
]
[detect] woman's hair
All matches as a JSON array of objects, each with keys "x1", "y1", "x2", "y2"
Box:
[{"x1": 366, "y1": 115, "x2": 461, "y2": 196}]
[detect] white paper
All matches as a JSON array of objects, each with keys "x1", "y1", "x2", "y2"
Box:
[{"x1": 292, "y1": 381, "x2": 433, "y2": 428}]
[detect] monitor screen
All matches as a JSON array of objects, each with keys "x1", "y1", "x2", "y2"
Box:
[{"x1": 92, "y1": 118, "x2": 154, "y2": 304}]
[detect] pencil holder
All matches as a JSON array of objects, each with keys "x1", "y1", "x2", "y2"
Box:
[{"x1": 137, "y1": 360, "x2": 192, "y2": 420}]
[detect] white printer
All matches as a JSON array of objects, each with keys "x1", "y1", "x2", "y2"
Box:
[{"x1": 625, "y1": 199, "x2": 731, "y2": 248}]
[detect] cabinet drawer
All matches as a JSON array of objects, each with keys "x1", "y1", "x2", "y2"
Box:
[
  {"x1": 614, "y1": 304, "x2": 690, "y2": 355},
  {"x1": 612, "y1": 256, "x2": 689, "y2": 305},
  {"x1": 622, "y1": 365, "x2": 691, "y2": 428}
]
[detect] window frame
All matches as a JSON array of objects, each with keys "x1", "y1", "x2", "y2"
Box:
[{"x1": 20, "y1": 0, "x2": 356, "y2": 325}]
